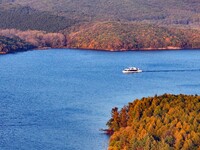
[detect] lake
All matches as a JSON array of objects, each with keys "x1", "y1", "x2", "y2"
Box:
[{"x1": 0, "y1": 49, "x2": 200, "y2": 150}]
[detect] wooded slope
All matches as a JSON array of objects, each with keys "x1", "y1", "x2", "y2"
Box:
[
  {"x1": 0, "y1": 36, "x2": 35, "y2": 54},
  {"x1": 65, "y1": 22, "x2": 200, "y2": 50},
  {"x1": 0, "y1": 0, "x2": 200, "y2": 53},
  {"x1": 0, "y1": 0, "x2": 200, "y2": 31},
  {"x1": 107, "y1": 94, "x2": 200, "y2": 150}
]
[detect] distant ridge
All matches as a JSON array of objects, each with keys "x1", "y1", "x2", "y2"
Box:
[{"x1": 0, "y1": 0, "x2": 200, "y2": 31}]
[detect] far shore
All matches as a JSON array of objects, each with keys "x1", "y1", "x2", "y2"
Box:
[{"x1": 1, "y1": 46, "x2": 200, "y2": 55}]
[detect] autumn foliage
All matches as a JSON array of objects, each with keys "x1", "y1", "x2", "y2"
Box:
[
  {"x1": 66, "y1": 22, "x2": 200, "y2": 51},
  {"x1": 0, "y1": 29, "x2": 67, "y2": 48},
  {"x1": 0, "y1": 22, "x2": 200, "y2": 54},
  {"x1": 107, "y1": 94, "x2": 200, "y2": 150},
  {"x1": 0, "y1": 0, "x2": 200, "y2": 53}
]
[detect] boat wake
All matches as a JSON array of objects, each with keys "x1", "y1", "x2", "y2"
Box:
[{"x1": 143, "y1": 69, "x2": 200, "y2": 73}]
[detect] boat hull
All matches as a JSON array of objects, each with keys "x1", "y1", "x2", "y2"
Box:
[{"x1": 122, "y1": 70, "x2": 142, "y2": 73}]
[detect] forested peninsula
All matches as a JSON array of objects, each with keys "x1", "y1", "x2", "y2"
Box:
[
  {"x1": 107, "y1": 94, "x2": 200, "y2": 150},
  {"x1": 0, "y1": 0, "x2": 200, "y2": 54}
]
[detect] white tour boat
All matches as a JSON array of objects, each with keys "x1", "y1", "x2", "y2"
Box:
[{"x1": 122, "y1": 67, "x2": 142, "y2": 73}]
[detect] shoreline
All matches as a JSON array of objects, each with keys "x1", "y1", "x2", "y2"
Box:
[
  {"x1": 1, "y1": 46, "x2": 200, "y2": 55},
  {"x1": 0, "y1": 52, "x2": 6, "y2": 54}
]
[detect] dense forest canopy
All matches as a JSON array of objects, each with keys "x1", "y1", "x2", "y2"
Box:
[
  {"x1": 65, "y1": 22, "x2": 200, "y2": 50},
  {"x1": 0, "y1": 0, "x2": 200, "y2": 31},
  {"x1": 0, "y1": 0, "x2": 199, "y2": 53},
  {"x1": 0, "y1": 23, "x2": 200, "y2": 53},
  {"x1": 107, "y1": 94, "x2": 200, "y2": 150},
  {"x1": 0, "y1": 35, "x2": 35, "y2": 53}
]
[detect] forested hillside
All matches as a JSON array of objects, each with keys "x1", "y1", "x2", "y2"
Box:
[
  {"x1": 0, "y1": 0, "x2": 200, "y2": 31},
  {"x1": 0, "y1": 36, "x2": 35, "y2": 54},
  {"x1": 0, "y1": 4, "x2": 77, "y2": 32},
  {"x1": 1, "y1": 23, "x2": 199, "y2": 52},
  {"x1": 65, "y1": 22, "x2": 200, "y2": 50},
  {"x1": 0, "y1": 29, "x2": 67, "y2": 48},
  {"x1": 107, "y1": 94, "x2": 200, "y2": 150},
  {"x1": 0, "y1": 0, "x2": 199, "y2": 53}
]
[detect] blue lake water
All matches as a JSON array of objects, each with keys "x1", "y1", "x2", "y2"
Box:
[{"x1": 0, "y1": 49, "x2": 200, "y2": 150}]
